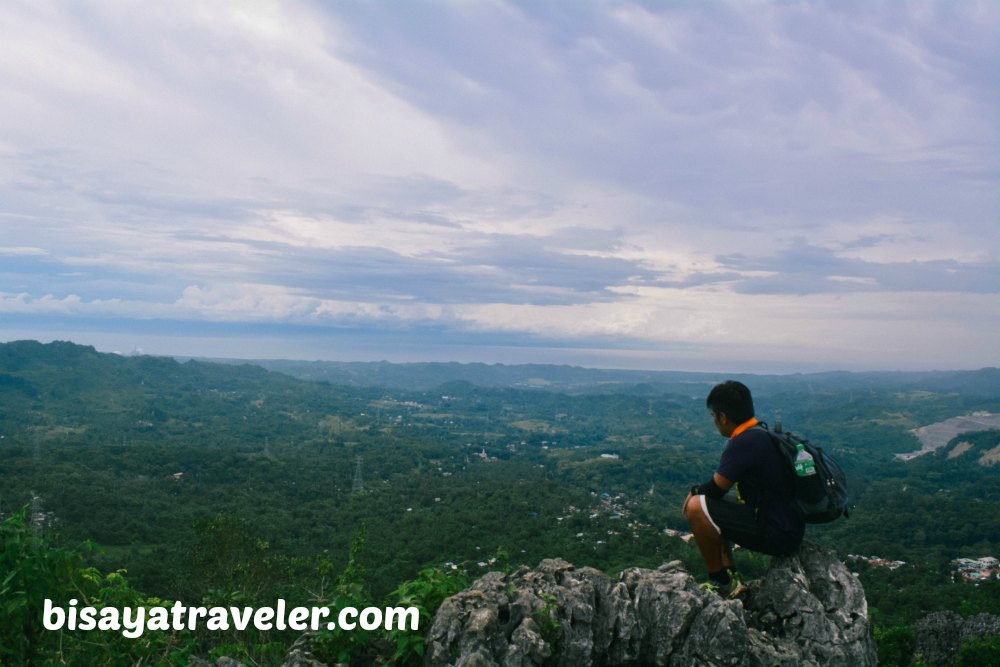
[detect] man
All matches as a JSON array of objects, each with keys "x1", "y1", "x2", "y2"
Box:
[{"x1": 682, "y1": 380, "x2": 804, "y2": 591}]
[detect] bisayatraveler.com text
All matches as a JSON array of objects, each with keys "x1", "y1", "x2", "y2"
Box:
[{"x1": 43, "y1": 598, "x2": 420, "y2": 638}]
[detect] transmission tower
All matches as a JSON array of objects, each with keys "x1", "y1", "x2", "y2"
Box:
[
  {"x1": 351, "y1": 456, "x2": 364, "y2": 494},
  {"x1": 30, "y1": 492, "x2": 45, "y2": 537}
]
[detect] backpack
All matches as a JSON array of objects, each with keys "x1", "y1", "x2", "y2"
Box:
[{"x1": 758, "y1": 420, "x2": 851, "y2": 524}]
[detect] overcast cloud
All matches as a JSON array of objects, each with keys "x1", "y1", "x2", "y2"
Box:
[{"x1": 1, "y1": 0, "x2": 998, "y2": 372}]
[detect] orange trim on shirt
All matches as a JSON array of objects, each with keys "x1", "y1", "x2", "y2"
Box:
[
  {"x1": 726, "y1": 417, "x2": 759, "y2": 505},
  {"x1": 729, "y1": 417, "x2": 759, "y2": 440}
]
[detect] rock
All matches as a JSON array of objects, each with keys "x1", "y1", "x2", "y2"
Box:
[
  {"x1": 281, "y1": 632, "x2": 332, "y2": 667},
  {"x1": 214, "y1": 659, "x2": 248, "y2": 667},
  {"x1": 186, "y1": 658, "x2": 246, "y2": 667},
  {"x1": 423, "y1": 540, "x2": 875, "y2": 666},
  {"x1": 741, "y1": 541, "x2": 874, "y2": 666},
  {"x1": 912, "y1": 611, "x2": 1000, "y2": 665}
]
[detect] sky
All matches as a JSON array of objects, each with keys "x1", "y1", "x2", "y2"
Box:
[{"x1": 1, "y1": 1, "x2": 998, "y2": 373}]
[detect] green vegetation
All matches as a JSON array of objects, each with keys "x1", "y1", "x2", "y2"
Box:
[
  {"x1": 2, "y1": 340, "x2": 1000, "y2": 664},
  {"x1": 954, "y1": 634, "x2": 1000, "y2": 667},
  {"x1": 0, "y1": 509, "x2": 193, "y2": 664}
]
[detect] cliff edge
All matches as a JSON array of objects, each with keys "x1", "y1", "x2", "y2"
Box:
[{"x1": 423, "y1": 540, "x2": 875, "y2": 667}]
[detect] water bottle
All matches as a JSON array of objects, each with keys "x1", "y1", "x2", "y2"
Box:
[{"x1": 794, "y1": 443, "x2": 816, "y2": 477}]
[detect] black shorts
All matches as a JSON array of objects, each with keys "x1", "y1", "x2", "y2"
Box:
[{"x1": 701, "y1": 496, "x2": 800, "y2": 557}]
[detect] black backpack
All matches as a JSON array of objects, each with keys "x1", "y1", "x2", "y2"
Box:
[{"x1": 758, "y1": 420, "x2": 850, "y2": 524}]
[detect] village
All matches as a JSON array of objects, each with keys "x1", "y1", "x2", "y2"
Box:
[
  {"x1": 846, "y1": 553, "x2": 1000, "y2": 583},
  {"x1": 847, "y1": 554, "x2": 907, "y2": 570},
  {"x1": 950, "y1": 556, "x2": 1000, "y2": 583}
]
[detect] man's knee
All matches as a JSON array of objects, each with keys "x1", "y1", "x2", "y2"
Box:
[
  {"x1": 685, "y1": 495, "x2": 708, "y2": 526},
  {"x1": 683, "y1": 494, "x2": 698, "y2": 519}
]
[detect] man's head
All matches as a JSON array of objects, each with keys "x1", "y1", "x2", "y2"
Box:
[{"x1": 706, "y1": 380, "x2": 755, "y2": 437}]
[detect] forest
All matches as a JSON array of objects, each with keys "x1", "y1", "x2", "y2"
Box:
[{"x1": 2, "y1": 339, "x2": 999, "y2": 665}]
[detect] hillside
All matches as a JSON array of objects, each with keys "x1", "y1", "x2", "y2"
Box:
[{"x1": 2, "y1": 340, "x2": 1000, "y2": 664}]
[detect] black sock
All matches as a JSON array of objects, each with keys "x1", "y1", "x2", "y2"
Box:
[{"x1": 708, "y1": 568, "x2": 731, "y2": 586}]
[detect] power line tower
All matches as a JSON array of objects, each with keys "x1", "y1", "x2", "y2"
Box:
[
  {"x1": 351, "y1": 456, "x2": 364, "y2": 495},
  {"x1": 30, "y1": 492, "x2": 45, "y2": 537}
]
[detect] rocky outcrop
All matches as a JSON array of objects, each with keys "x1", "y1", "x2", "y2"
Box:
[
  {"x1": 423, "y1": 540, "x2": 875, "y2": 666},
  {"x1": 912, "y1": 611, "x2": 1000, "y2": 665}
]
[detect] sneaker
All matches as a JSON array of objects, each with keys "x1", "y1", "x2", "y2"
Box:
[
  {"x1": 725, "y1": 581, "x2": 748, "y2": 600},
  {"x1": 699, "y1": 580, "x2": 737, "y2": 597},
  {"x1": 698, "y1": 581, "x2": 721, "y2": 595}
]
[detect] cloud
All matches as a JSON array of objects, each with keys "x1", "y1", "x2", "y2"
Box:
[
  {"x1": 0, "y1": 1, "x2": 998, "y2": 371},
  {"x1": 707, "y1": 240, "x2": 1000, "y2": 296},
  {"x1": 321, "y1": 2, "x2": 999, "y2": 219},
  {"x1": 0, "y1": 245, "x2": 47, "y2": 256}
]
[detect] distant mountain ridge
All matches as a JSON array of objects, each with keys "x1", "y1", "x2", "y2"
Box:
[
  {"x1": 4, "y1": 339, "x2": 999, "y2": 397},
  {"x1": 209, "y1": 355, "x2": 1000, "y2": 396}
]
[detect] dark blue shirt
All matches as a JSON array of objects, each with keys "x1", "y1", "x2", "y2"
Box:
[{"x1": 717, "y1": 425, "x2": 805, "y2": 537}]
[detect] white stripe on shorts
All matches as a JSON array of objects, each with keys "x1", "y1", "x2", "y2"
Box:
[{"x1": 699, "y1": 494, "x2": 722, "y2": 534}]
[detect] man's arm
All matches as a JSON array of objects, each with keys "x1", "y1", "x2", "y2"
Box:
[
  {"x1": 710, "y1": 472, "x2": 734, "y2": 493},
  {"x1": 694, "y1": 472, "x2": 734, "y2": 498},
  {"x1": 682, "y1": 473, "x2": 734, "y2": 516}
]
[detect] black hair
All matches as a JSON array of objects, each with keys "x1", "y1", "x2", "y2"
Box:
[{"x1": 706, "y1": 380, "x2": 755, "y2": 424}]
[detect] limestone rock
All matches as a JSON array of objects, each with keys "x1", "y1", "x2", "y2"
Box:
[
  {"x1": 423, "y1": 541, "x2": 875, "y2": 666},
  {"x1": 186, "y1": 658, "x2": 246, "y2": 667},
  {"x1": 912, "y1": 611, "x2": 1000, "y2": 665},
  {"x1": 741, "y1": 541, "x2": 874, "y2": 666},
  {"x1": 281, "y1": 632, "x2": 332, "y2": 667}
]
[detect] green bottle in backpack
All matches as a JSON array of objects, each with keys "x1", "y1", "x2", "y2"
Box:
[{"x1": 794, "y1": 443, "x2": 816, "y2": 477}]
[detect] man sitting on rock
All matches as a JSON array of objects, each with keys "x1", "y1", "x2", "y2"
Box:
[{"x1": 682, "y1": 380, "x2": 805, "y2": 593}]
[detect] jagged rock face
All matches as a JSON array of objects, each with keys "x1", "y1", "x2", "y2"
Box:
[
  {"x1": 423, "y1": 541, "x2": 875, "y2": 667},
  {"x1": 912, "y1": 611, "x2": 1000, "y2": 665}
]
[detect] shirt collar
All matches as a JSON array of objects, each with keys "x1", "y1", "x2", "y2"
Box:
[{"x1": 729, "y1": 417, "x2": 759, "y2": 440}]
